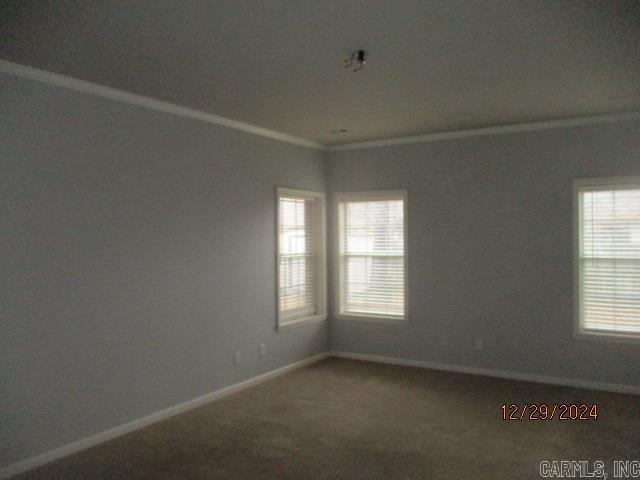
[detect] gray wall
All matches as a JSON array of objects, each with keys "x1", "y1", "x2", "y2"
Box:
[
  {"x1": 328, "y1": 121, "x2": 640, "y2": 387},
  {"x1": 3, "y1": 69, "x2": 639, "y2": 470},
  {"x1": 0, "y1": 73, "x2": 327, "y2": 467}
]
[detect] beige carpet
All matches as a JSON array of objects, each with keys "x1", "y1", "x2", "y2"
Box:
[{"x1": 12, "y1": 358, "x2": 640, "y2": 479}]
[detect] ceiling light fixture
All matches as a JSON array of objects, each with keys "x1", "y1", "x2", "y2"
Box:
[{"x1": 344, "y1": 50, "x2": 366, "y2": 72}]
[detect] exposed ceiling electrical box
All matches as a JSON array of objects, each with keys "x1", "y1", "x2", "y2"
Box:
[{"x1": 344, "y1": 50, "x2": 366, "y2": 72}]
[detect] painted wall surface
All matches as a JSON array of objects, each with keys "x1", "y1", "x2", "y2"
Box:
[
  {"x1": 0, "y1": 73, "x2": 327, "y2": 467},
  {"x1": 2, "y1": 67, "x2": 639, "y2": 471},
  {"x1": 328, "y1": 120, "x2": 640, "y2": 387}
]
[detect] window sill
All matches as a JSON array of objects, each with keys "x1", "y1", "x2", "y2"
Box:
[
  {"x1": 574, "y1": 329, "x2": 640, "y2": 345},
  {"x1": 335, "y1": 313, "x2": 407, "y2": 325},
  {"x1": 278, "y1": 314, "x2": 327, "y2": 332}
]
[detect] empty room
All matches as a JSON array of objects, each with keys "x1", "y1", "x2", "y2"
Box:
[{"x1": 2, "y1": 1, "x2": 640, "y2": 479}]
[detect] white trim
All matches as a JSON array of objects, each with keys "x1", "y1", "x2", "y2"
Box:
[
  {"x1": 3, "y1": 350, "x2": 637, "y2": 478},
  {"x1": 330, "y1": 351, "x2": 640, "y2": 396},
  {"x1": 0, "y1": 353, "x2": 329, "y2": 479},
  {"x1": 572, "y1": 177, "x2": 640, "y2": 344},
  {"x1": 0, "y1": 59, "x2": 325, "y2": 151},
  {"x1": 335, "y1": 313, "x2": 407, "y2": 324},
  {"x1": 573, "y1": 176, "x2": 640, "y2": 188},
  {"x1": 276, "y1": 188, "x2": 327, "y2": 330},
  {"x1": 573, "y1": 179, "x2": 582, "y2": 344},
  {"x1": 277, "y1": 314, "x2": 327, "y2": 331},
  {"x1": 575, "y1": 329, "x2": 640, "y2": 345},
  {"x1": 2, "y1": 60, "x2": 639, "y2": 153},
  {"x1": 328, "y1": 112, "x2": 640, "y2": 151},
  {"x1": 334, "y1": 190, "x2": 409, "y2": 323}
]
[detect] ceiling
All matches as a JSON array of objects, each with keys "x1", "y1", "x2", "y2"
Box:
[{"x1": 1, "y1": 0, "x2": 639, "y2": 145}]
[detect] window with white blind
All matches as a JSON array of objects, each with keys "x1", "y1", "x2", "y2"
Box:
[
  {"x1": 575, "y1": 177, "x2": 640, "y2": 341},
  {"x1": 276, "y1": 188, "x2": 326, "y2": 328},
  {"x1": 336, "y1": 190, "x2": 407, "y2": 322}
]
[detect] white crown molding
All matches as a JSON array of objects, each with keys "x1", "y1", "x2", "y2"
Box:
[
  {"x1": 330, "y1": 351, "x2": 640, "y2": 396},
  {"x1": 2, "y1": 59, "x2": 639, "y2": 154},
  {"x1": 0, "y1": 353, "x2": 329, "y2": 479},
  {"x1": 328, "y1": 111, "x2": 640, "y2": 151},
  {"x1": 0, "y1": 59, "x2": 326, "y2": 151}
]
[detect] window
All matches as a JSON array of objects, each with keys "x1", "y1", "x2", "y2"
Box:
[
  {"x1": 336, "y1": 190, "x2": 407, "y2": 322},
  {"x1": 276, "y1": 188, "x2": 326, "y2": 328},
  {"x1": 575, "y1": 177, "x2": 640, "y2": 341}
]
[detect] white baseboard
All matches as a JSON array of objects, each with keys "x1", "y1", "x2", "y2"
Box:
[
  {"x1": 330, "y1": 351, "x2": 640, "y2": 396},
  {"x1": 0, "y1": 353, "x2": 329, "y2": 479},
  {"x1": 5, "y1": 351, "x2": 636, "y2": 478}
]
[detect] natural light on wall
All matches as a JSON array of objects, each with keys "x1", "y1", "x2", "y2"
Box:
[
  {"x1": 276, "y1": 188, "x2": 326, "y2": 328},
  {"x1": 337, "y1": 191, "x2": 407, "y2": 321},
  {"x1": 576, "y1": 178, "x2": 640, "y2": 339}
]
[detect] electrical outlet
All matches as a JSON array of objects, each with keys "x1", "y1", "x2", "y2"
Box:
[
  {"x1": 259, "y1": 344, "x2": 266, "y2": 357},
  {"x1": 475, "y1": 338, "x2": 484, "y2": 351},
  {"x1": 234, "y1": 350, "x2": 242, "y2": 364}
]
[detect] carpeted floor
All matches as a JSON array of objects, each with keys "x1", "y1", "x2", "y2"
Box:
[{"x1": 12, "y1": 358, "x2": 640, "y2": 479}]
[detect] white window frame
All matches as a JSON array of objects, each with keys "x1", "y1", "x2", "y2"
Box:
[
  {"x1": 335, "y1": 190, "x2": 408, "y2": 324},
  {"x1": 276, "y1": 187, "x2": 327, "y2": 330},
  {"x1": 573, "y1": 176, "x2": 640, "y2": 344}
]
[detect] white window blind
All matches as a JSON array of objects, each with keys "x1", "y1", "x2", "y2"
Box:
[
  {"x1": 277, "y1": 189, "x2": 326, "y2": 326},
  {"x1": 578, "y1": 181, "x2": 640, "y2": 337},
  {"x1": 338, "y1": 191, "x2": 406, "y2": 320}
]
